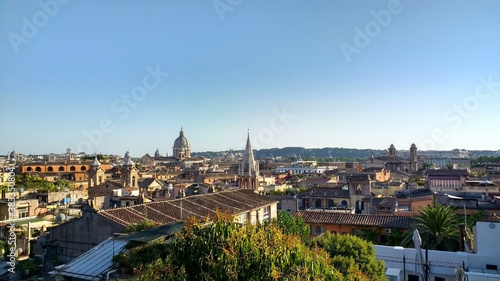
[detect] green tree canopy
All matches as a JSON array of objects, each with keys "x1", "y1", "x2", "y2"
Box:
[
  {"x1": 308, "y1": 232, "x2": 386, "y2": 281},
  {"x1": 402, "y1": 204, "x2": 460, "y2": 251},
  {"x1": 127, "y1": 210, "x2": 385, "y2": 280},
  {"x1": 270, "y1": 210, "x2": 309, "y2": 241}
]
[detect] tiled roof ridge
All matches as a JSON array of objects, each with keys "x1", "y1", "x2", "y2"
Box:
[
  {"x1": 200, "y1": 196, "x2": 240, "y2": 213},
  {"x1": 98, "y1": 211, "x2": 133, "y2": 227},
  {"x1": 144, "y1": 205, "x2": 178, "y2": 221}
]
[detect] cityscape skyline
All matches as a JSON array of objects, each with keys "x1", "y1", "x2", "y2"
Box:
[{"x1": 1, "y1": 1, "x2": 500, "y2": 155}]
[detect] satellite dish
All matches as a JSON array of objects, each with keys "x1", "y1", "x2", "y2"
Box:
[{"x1": 56, "y1": 213, "x2": 66, "y2": 222}]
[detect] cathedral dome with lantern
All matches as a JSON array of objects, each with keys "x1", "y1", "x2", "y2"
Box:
[{"x1": 173, "y1": 128, "x2": 191, "y2": 160}]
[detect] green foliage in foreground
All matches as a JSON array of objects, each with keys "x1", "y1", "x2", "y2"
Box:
[
  {"x1": 309, "y1": 232, "x2": 386, "y2": 281},
  {"x1": 270, "y1": 210, "x2": 310, "y2": 241},
  {"x1": 124, "y1": 211, "x2": 386, "y2": 281}
]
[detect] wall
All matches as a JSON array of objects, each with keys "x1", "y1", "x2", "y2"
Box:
[
  {"x1": 474, "y1": 222, "x2": 500, "y2": 256},
  {"x1": 375, "y1": 243, "x2": 500, "y2": 280},
  {"x1": 47, "y1": 209, "x2": 125, "y2": 263},
  {"x1": 0, "y1": 199, "x2": 40, "y2": 220}
]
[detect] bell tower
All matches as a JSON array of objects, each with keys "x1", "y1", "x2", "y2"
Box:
[
  {"x1": 388, "y1": 144, "x2": 396, "y2": 157},
  {"x1": 410, "y1": 143, "x2": 418, "y2": 172},
  {"x1": 121, "y1": 151, "x2": 139, "y2": 187},
  {"x1": 88, "y1": 156, "x2": 104, "y2": 188}
]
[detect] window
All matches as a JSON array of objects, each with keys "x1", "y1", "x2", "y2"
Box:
[
  {"x1": 70, "y1": 166, "x2": 76, "y2": 171},
  {"x1": 47, "y1": 167, "x2": 53, "y2": 172},
  {"x1": 328, "y1": 200, "x2": 335, "y2": 208},
  {"x1": 315, "y1": 199, "x2": 322, "y2": 208},
  {"x1": 81, "y1": 166, "x2": 86, "y2": 171},
  {"x1": 356, "y1": 184, "x2": 362, "y2": 195},
  {"x1": 35, "y1": 167, "x2": 41, "y2": 172},
  {"x1": 59, "y1": 166, "x2": 65, "y2": 172},
  {"x1": 240, "y1": 212, "x2": 248, "y2": 223},
  {"x1": 311, "y1": 226, "x2": 325, "y2": 236},
  {"x1": 18, "y1": 207, "x2": 29, "y2": 218},
  {"x1": 263, "y1": 206, "x2": 270, "y2": 219}
]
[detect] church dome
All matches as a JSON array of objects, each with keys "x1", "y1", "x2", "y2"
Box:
[
  {"x1": 90, "y1": 156, "x2": 101, "y2": 167},
  {"x1": 123, "y1": 151, "x2": 135, "y2": 166},
  {"x1": 173, "y1": 129, "x2": 190, "y2": 149}
]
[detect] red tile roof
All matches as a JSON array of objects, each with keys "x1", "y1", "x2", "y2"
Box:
[
  {"x1": 98, "y1": 189, "x2": 277, "y2": 227},
  {"x1": 295, "y1": 211, "x2": 415, "y2": 229}
]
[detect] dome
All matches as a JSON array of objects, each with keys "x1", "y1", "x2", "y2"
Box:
[
  {"x1": 173, "y1": 129, "x2": 190, "y2": 149},
  {"x1": 123, "y1": 151, "x2": 135, "y2": 166},
  {"x1": 90, "y1": 156, "x2": 101, "y2": 167}
]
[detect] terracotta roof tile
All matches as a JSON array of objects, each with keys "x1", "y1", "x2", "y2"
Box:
[
  {"x1": 98, "y1": 189, "x2": 277, "y2": 227},
  {"x1": 295, "y1": 211, "x2": 415, "y2": 229}
]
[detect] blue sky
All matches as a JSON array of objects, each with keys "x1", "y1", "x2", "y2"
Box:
[{"x1": 1, "y1": 0, "x2": 499, "y2": 156}]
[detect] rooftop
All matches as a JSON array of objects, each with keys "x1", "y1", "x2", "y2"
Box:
[
  {"x1": 295, "y1": 211, "x2": 415, "y2": 229},
  {"x1": 49, "y1": 237, "x2": 127, "y2": 281},
  {"x1": 98, "y1": 189, "x2": 277, "y2": 227}
]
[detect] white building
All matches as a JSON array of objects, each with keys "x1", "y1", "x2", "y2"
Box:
[
  {"x1": 276, "y1": 160, "x2": 332, "y2": 174},
  {"x1": 376, "y1": 221, "x2": 500, "y2": 281}
]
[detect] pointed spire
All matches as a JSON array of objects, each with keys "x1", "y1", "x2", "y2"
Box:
[{"x1": 241, "y1": 131, "x2": 258, "y2": 176}]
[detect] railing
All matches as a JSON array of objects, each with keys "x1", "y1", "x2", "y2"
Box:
[{"x1": 376, "y1": 255, "x2": 462, "y2": 269}]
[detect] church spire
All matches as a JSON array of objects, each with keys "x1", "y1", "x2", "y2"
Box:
[{"x1": 240, "y1": 131, "x2": 258, "y2": 177}]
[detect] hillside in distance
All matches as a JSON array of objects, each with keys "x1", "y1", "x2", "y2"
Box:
[
  {"x1": 192, "y1": 147, "x2": 499, "y2": 160},
  {"x1": 192, "y1": 147, "x2": 386, "y2": 160}
]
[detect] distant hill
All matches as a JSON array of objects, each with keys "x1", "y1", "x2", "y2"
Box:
[
  {"x1": 192, "y1": 147, "x2": 386, "y2": 160},
  {"x1": 192, "y1": 148, "x2": 499, "y2": 160}
]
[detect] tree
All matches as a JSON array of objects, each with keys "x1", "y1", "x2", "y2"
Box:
[
  {"x1": 308, "y1": 232, "x2": 387, "y2": 281},
  {"x1": 270, "y1": 210, "x2": 309, "y2": 241},
  {"x1": 351, "y1": 228, "x2": 380, "y2": 244},
  {"x1": 133, "y1": 211, "x2": 343, "y2": 280},
  {"x1": 402, "y1": 204, "x2": 459, "y2": 251},
  {"x1": 125, "y1": 220, "x2": 160, "y2": 233},
  {"x1": 126, "y1": 210, "x2": 389, "y2": 280},
  {"x1": 422, "y1": 163, "x2": 435, "y2": 170}
]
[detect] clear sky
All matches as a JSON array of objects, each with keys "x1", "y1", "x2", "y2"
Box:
[{"x1": 1, "y1": 0, "x2": 499, "y2": 156}]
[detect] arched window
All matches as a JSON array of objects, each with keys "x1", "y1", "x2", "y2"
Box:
[
  {"x1": 98, "y1": 176, "x2": 102, "y2": 184},
  {"x1": 27, "y1": 167, "x2": 32, "y2": 172},
  {"x1": 315, "y1": 199, "x2": 322, "y2": 208},
  {"x1": 59, "y1": 166, "x2": 65, "y2": 172},
  {"x1": 70, "y1": 166, "x2": 76, "y2": 171},
  {"x1": 341, "y1": 200, "x2": 348, "y2": 207},
  {"x1": 328, "y1": 200, "x2": 335, "y2": 208},
  {"x1": 81, "y1": 166, "x2": 86, "y2": 171},
  {"x1": 132, "y1": 176, "x2": 136, "y2": 187},
  {"x1": 35, "y1": 167, "x2": 41, "y2": 172},
  {"x1": 47, "y1": 167, "x2": 53, "y2": 172}
]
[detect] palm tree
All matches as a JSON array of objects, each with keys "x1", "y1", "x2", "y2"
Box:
[{"x1": 402, "y1": 204, "x2": 460, "y2": 251}]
